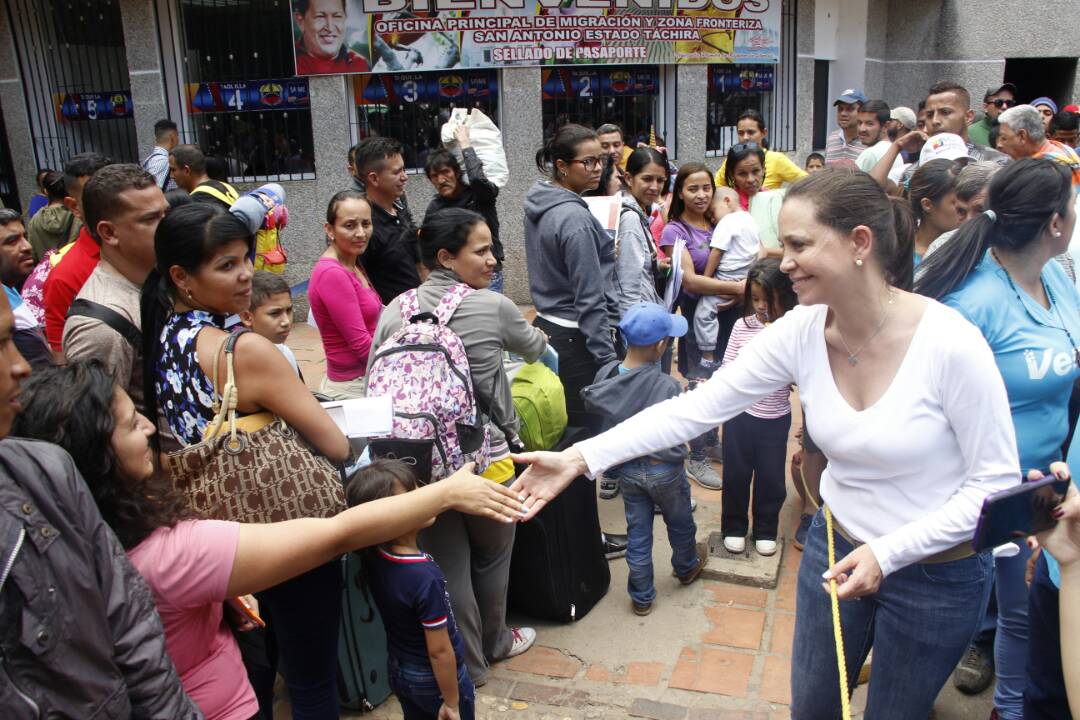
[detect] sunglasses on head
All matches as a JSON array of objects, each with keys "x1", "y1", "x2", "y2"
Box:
[
  {"x1": 990, "y1": 98, "x2": 1017, "y2": 109},
  {"x1": 731, "y1": 142, "x2": 762, "y2": 153}
]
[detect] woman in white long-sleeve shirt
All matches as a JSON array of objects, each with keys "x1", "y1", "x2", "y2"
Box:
[{"x1": 511, "y1": 170, "x2": 1021, "y2": 719}]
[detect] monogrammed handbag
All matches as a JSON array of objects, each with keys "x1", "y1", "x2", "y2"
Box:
[{"x1": 165, "y1": 329, "x2": 346, "y2": 523}]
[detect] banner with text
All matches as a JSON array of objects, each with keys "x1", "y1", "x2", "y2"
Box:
[{"x1": 291, "y1": 0, "x2": 780, "y2": 76}]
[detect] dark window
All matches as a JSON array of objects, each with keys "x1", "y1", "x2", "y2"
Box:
[
  {"x1": 705, "y1": 0, "x2": 797, "y2": 154},
  {"x1": 7, "y1": 0, "x2": 137, "y2": 170},
  {"x1": 353, "y1": 70, "x2": 500, "y2": 171},
  {"x1": 172, "y1": 0, "x2": 315, "y2": 180},
  {"x1": 541, "y1": 66, "x2": 660, "y2": 146}
]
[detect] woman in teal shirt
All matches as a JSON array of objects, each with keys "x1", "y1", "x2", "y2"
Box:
[{"x1": 916, "y1": 158, "x2": 1079, "y2": 720}]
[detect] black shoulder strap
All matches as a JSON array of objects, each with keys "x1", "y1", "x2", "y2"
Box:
[{"x1": 66, "y1": 299, "x2": 142, "y2": 348}]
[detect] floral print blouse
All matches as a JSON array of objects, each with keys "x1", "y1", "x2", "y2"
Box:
[{"x1": 156, "y1": 310, "x2": 225, "y2": 446}]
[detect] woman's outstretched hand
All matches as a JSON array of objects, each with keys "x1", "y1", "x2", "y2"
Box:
[
  {"x1": 441, "y1": 463, "x2": 526, "y2": 523},
  {"x1": 1031, "y1": 463, "x2": 1079, "y2": 568},
  {"x1": 510, "y1": 448, "x2": 590, "y2": 521}
]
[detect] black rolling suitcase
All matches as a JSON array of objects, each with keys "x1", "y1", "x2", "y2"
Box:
[{"x1": 508, "y1": 426, "x2": 610, "y2": 622}]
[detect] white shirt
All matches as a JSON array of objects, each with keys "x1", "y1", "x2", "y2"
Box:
[
  {"x1": 856, "y1": 139, "x2": 904, "y2": 178},
  {"x1": 275, "y1": 343, "x2": 300, "y2": 377},
  {"x1": 577, "y1": 301, "x2": 1019, "y2": 577},
  {"x1": 708, "y1": 210, "x2": 760, "y2": 310}
]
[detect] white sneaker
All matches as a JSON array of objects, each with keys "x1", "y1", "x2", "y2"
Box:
[
  {"x1": 506, "y1": 627, "x2": 536, "y2": 658},
  {"x1": 755, "y1": 539, "x2": 778, "y2": 556},
  {"x1": 723, "y1": 536, "x2": 746, "y2": 553}
]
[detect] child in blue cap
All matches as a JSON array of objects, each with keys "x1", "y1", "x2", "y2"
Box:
[{"x1": 582, "y1": 302, "x2": 708, "y2": 615}]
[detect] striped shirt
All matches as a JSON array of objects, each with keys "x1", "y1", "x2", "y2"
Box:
[
  {"x1": 722, "y1": 315, "x2": 791, "y2": 419},
  {"x1": 141, "y1": 146, "x2": 176, "y2": 191},
  {"x1": 824, "y1": 128, "x2": 863, "y2": 169}
]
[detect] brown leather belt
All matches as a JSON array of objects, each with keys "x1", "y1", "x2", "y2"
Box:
[{"x1": 826, "y1": 506, "x2": 975, "y2": 565}]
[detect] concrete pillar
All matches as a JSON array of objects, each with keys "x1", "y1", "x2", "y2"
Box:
[
  {"x1": 118, "y1": 0, "x2": 168, "y2": 161},
  {"x1": 0, "y1": 0, "x2": 39, "y2": 211},
  {"x1": 796, "y1": 0, "x2": 816, "y2": 159},
  {"x1": 675, "y1": 64, "x2": 708, "y2": 167},
  {"x1": 496, "y1": 66, "x2": 544, "y2": 305}
]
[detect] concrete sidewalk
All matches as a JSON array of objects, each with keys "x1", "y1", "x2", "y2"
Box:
[{"x1": 279, "y1": 321, "x2": 995, "y2": 720}]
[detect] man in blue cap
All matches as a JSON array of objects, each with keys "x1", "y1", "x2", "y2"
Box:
[
  {"x1": 825, "y1": 88, "x2": 866, "y2": 168},
  {"x1": 581, "y1": 302, "x2": 707, "y2": 616}
]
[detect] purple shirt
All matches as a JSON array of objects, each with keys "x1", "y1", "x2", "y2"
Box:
[{"x1": 659, "y1": 219, "x2": 714, "y2": 300}]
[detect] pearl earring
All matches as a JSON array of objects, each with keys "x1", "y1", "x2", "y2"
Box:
[{"x1": 855, "y1": 258, "x2": 864, "y2": 267}]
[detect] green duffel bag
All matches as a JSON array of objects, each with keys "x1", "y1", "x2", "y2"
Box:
[{"x1": 511, "y1": 362, "x2": 568, "y2": 452}]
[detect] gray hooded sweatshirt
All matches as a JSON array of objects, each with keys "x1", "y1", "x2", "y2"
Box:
[
  {"x1": 523, "y1": 181, "x2": 618, "y2": 365},
  {"x1": 582, "y1": 359, "x2": 687, "y2": 466}
]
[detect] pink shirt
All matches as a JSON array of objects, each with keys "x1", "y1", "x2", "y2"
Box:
[
  {"x1": 127, "y1": 520, "x2": 257, "y2": 720},
  {"x1": 309, "y1": 256, "x2": 383, "y2": 381},
  {"x1": 722, "y1": 315, "x2": 791, "y2": 419}
]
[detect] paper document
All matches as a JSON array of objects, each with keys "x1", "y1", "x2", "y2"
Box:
[
  {"x1": 663, "y1": 237, "x2": 685, "y2": 311},
  {"x1": 320, "y1": 395, "x2": 393, "y2": 438},
  {"x1": 584, "y1": 195, "x2": 621, "y2": 243}
]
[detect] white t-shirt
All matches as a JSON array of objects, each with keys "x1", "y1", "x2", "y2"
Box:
[
  {"x1": 276, "y1": 342, "x2": 301, "y2": 377},
  {"x1": 577, "y1": 300, "x2": 1019, "y2": 577},
  {"x1": 856, "y1": 139, "x2": 905, "y2": 179},
  {"x1": 709, "y1": 210, "x2": 760, "y2": 282}
]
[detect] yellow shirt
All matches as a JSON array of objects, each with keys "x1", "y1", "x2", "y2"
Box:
[{"x1": 714, "y1": 150, "x2": 807, "y2": 191}]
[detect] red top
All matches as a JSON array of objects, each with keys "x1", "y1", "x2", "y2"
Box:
[
  {"x1": 295, "y1": 45, "x2": 370, "y2": 75},
  {"x1": 43, "y1": 227, "x2": 100, "y2": 351}
]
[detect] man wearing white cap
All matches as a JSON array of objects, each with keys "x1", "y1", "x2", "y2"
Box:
[
  {"x1": 824, "y1": 88, "x2": 866, "y2": 168},
  {"x1": 870, "y1": 81, "x2": 1008, "y2": 189}
]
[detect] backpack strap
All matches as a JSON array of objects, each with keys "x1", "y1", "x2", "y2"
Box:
[
  {"x1": 399, "y1": 288, "x2": 421, "y2": 323},
  {"x1": 432, "y1": 283, "x2": 474, "y2": 326},
  {"x1": 191, "y1": 182, "x2": 240, "y2": 206},
  {"x1": 66, "y1": 299, "x2": 141, "y2": 348}
]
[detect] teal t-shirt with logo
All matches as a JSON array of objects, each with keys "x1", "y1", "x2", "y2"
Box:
[{"x1": 944, "y1": 252, "x2": 1080, "y2": 474}]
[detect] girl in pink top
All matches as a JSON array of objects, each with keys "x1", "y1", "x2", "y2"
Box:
[
  {"x1": 309, "y1": 190, "x2": 383, "y2": 399},
  {"x1": 12, "y1": 361, "x2": 526, "y2": 720}
]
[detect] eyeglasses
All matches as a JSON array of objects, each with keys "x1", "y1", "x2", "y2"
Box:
[
  {"x1": 990, "y1": 99, "x2": 1017, "y2": 109},
  {"x1": 569, "y1": 156, "x2": 602, "y2": 171},
  {"x1": 730, "y1": 142, "x2": 762, "y2": 153}
]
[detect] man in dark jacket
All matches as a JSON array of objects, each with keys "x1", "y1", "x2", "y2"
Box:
[
  {"x1": 0, "y1": 292, "x2": 201, "y2": 718},
  {"x1": 353, "y1": 136, "x2": 421, "y2": 304},
  {"x1": 424, "y1": 124, "x2": 506, "y2": 292}
]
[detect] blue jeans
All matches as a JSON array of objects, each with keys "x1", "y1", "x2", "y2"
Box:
[
  {"x1": 791, "y1": 510, "x2": 993, "y2": 720},
  {"x1": 389, "y1": 656, "x2": 475, "y2": 720},
  {"x1": 488, "y1": 269, "x2": 504, "y2": 294},
  {"x1": 614, "y1": 459, "x2": 699, "y2": 605},
  {"x1": 994, "y1": 542, "x2": 1032, "y2": 719},
  {"x1": 1024, "y1": 553, "x2": 1070, "y2": 719},
  {"x1": 258, "y1": 560, "x2": 342, "y2": 720}
]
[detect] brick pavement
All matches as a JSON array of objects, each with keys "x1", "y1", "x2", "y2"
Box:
[{"x1": 277, "y1": 321, "x2": 994, "y2": 720}]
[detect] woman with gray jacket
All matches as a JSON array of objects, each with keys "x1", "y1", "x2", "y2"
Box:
[
  {"x1": 612, "y1": 147, "x2": 671, "y2": 316},
  {"x1": 369, "y1": 207, "x2": 548, "y2": 686}
]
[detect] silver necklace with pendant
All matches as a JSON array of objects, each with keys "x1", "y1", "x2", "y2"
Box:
[{"x1": 836, "y1": 291, "x2": 895, "y2": 366}]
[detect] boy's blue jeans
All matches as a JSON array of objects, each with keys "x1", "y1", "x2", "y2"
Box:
[
  {"x1": 612, "y1": 459, "x2": 699, "y2": 606},
  {"x1": 389, "y1": 656, "x2": 475, "y2": 720}
]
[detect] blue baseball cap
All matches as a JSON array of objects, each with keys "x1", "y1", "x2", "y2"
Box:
[
  {"x1": 619, "y1": 302, "x2": 688, "y2": 346},
  {"x1": 834, "y1": 88, "x2": 867, "y2": 106}
]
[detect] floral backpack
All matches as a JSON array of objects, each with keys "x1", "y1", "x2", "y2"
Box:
[{"x1": 365, "y1": 284, "x2": 489, "y2": 483}]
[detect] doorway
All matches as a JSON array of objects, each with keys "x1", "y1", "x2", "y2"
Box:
[{"x1": 1004, "y1": 57, "x2": 1078, "y2": 108}]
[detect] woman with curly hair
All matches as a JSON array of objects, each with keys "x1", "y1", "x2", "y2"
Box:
[{"x1": 11, "y1": 361, "x2": 524, "y2": 720}]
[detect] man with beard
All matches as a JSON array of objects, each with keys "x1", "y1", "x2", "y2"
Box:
[{"x1": 0, "y1": 209, "x2": 51, "y2": 368}]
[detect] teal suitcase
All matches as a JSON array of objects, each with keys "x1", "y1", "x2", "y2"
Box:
[{"x1": 337, "y1": 552, "x2": 392, "y2": 712}]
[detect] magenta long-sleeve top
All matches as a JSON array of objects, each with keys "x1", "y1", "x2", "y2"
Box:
[{"x1": 308, "y1": 256, "x2": 383, "y2": 381}]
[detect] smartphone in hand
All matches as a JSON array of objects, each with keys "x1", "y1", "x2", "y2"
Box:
[
  {"x1": 226, "y1": 595, "x2": 266, "y2": 629},
  {"x1": 972, "y1": 474, "x2": 1070, "y2": 552}
]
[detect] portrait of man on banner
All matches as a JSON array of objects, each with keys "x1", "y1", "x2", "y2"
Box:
[{"x1": 293, "y1": 0, "x2": 371, "y2": 74}]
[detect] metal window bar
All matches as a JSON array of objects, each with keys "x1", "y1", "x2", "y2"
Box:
[
  {"x1": 706, "y1": 0, "x2": 797, "y2": 155},
  {"x1": 7, "y1": 0, "x2": 137, "y2": 172},
  {"x1": 540, "y1": 65, "x2": 661, "y2": 147},
  {"x1": 352, "y1": 69, "x2": 501, "y2": 172},
  {"x1": 167, "y1": 0, "x2": 316, "y2": 182}
]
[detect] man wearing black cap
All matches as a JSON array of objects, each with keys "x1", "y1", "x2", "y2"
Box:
[
  {"x1": 969, "y1": 82, "x2": 1017, "y2": 147},
  {"x1": 824, "y1": 88, "x2": 866, "y2": 168}
]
